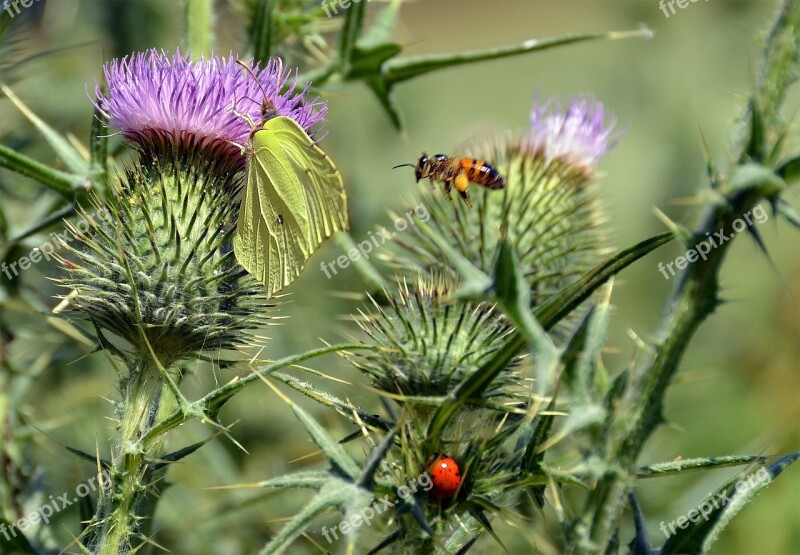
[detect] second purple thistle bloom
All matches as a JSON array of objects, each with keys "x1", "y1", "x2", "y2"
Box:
[
  {"x1": 93, "y1": 49, "x2": 327, "y2": 171},
  {"x1": 525, "y1": 95, "x2": 623, "y2": 175}
]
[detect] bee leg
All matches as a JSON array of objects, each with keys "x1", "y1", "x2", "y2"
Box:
[
  {"x1": 459, "y1": 189, "x2": 473, "y2": 208},
  {"x1": 443, "y1": 179, "x2": 454, "y2": 201},
  {"x1": 428, "y1": 177, "x2": 437, "y2": 191}
]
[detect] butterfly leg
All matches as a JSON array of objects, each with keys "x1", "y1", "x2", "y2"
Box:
[
  {"x1": 229, "y1": 103, "x2": 257, "y2": 129},
  {"x1": 228, "y1": 140, "x2": 248, "y2": 154}
]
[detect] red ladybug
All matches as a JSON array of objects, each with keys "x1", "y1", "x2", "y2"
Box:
[{"x1": 427, "y1": 456, "x2": 461, "y2": 500}]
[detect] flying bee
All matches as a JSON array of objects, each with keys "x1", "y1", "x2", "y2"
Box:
[{"x1": 393, "y1": 153, "x2": 505, "y2": 208}]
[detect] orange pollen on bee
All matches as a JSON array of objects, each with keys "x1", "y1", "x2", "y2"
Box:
[{"x1": 454, "y1": 172, "x2": 469, "y2": 192}]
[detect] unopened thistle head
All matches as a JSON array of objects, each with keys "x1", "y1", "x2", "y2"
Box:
[
  {"x1": 390, "y1": 94, "x2": 622, "y2": 302},
  {"x1": 59, "y1": 51, "x2": 326, "y2": 362},
  {"x1": 352, "y1": 274, "x2": 518, "y2": 400}
]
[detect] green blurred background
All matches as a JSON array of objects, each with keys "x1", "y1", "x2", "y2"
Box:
[{"x1": 0, "y1": 0, "x2": 798, "y2": 553}]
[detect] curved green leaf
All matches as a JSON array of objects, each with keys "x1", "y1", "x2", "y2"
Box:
[
  {"x1": 426, "y1": 232, "x2": 673, "y2": 440},
  {"x1": 383, "y1": 28, "x2": 653, "y2": 85},
  {"x1": 0, "y1": 144, "x2": 83, "y2": 197},
  {"x1": 659, "y1": 453, "x2": 800, "y2": 554}
]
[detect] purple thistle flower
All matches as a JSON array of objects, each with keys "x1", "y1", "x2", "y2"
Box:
[
  {"x1": 525, "y1": 95, "x2": 623, "y2": 173},
  {"x1": 93, "y1": 49, "x2": 327, "y2": 169}
]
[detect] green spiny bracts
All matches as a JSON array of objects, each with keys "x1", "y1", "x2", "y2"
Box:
[
  {"x1": 56, "y1": 149, "x2": 271, "y2": 363},
  {"x1": 378, "y1": 398, "x2": 555, "y2": 552},
  {"x1": 352, "y1": 274, "x2": 519, "y2": 399},
  {"x1": 391, "y1": 143, "x2": 606, "y2": 304}
]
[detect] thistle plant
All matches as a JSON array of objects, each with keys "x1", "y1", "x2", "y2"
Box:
[
  {"x1": 33, "y1": 49, "x2": 334, "y2": 554},
  {"x1": 0, "y1": 1, "x2": 797, "y2": 554}
]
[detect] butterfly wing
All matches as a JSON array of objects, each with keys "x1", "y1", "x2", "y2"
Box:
[
  {"x1": 266, "y1": 117, "x2": 349, "y2": 246},
  {"x1": 234, "y1": 116, "x2": 348, "y2": 296}
]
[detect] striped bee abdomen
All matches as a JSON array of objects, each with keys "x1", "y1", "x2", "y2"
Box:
[{"x1": 459, "y1": 159, "x2": 506, "y2": 190}]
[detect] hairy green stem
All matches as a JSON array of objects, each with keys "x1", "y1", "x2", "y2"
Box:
[
  {"x1": 93, "y1": 357, "x2": 164, "y2": 555},
  {"x1": 140, "y1": 343, "x2": 371, "y2": 447},
  {"x1": 0, "y1": 357, "x2": 23, "y2": 523},
  {"x1": 0, "y1": 144, "x2": 84, "y2": 198},
  {"x1": 185, "y1": 0, "x2": 215, "y2": 59}
]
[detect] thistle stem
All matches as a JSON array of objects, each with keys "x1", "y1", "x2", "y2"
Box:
[
  {"x1": 568, "y1": 2, "x2": 799, "y2": 552},
  {"x1": 185, "y1": 0, "x2": 215, "y2": 60},
  {"x1": 93, "y1": 356, "x2": 164, "y2": 555}
]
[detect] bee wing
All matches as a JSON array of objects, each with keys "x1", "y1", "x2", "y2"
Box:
[{"x1": 451, "y1": 127, "x2": 513, "y2": 160}]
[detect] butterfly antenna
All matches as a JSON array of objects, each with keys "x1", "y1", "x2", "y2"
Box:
[
  {"x1": 236, "y1": 59, "x2": 276, "y2": 116},
  {"x1": 236, "y1": 59, "x2": 268, "y2": 97}
]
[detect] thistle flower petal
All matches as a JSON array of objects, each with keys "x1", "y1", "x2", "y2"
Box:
[
  {"x1": 525, "y1": 94, "x2": 622, "y2": 172},
  {"x1": 93, "y1": 49, "x2": 327, "y2": 169}
]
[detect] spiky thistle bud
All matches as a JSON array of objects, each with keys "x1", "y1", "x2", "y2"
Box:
[
  {"x1": 346, "y1": 273, "x2": 545, "y2": 552},
  {"x1": 57, "y1": 50, "x2": 326, "y2": 362},
  {"x1": 383, "y1": 415, "x2": 537, "y2": 553},
  {"x1": 390, "y1": 94, "x2": 621, "y2": 303},
  {"x1": 353, "y1": 274, "x2": 519, "y2": 400}
]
